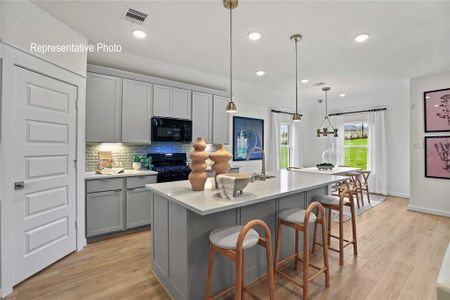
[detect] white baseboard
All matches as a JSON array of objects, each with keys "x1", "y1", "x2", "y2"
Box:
[
  {"x1": 387, "y1": 192, "x2": 410, "y2": 199},
  {"x1": 407, "y1": 205, "x2": 450, "y2": 218}
]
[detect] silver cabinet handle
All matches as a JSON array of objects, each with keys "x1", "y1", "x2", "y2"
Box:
[{"x1": 15, "y1": 181, "x2": 25, "y2": 190}]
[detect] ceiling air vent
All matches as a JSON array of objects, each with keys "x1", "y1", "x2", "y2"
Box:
[{"x1": 123, "y1": 7, "x2": 148, "y2": 24}]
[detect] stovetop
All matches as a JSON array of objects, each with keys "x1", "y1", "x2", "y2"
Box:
[{"x1": 152, "y1": 165, "x2": 191, "y2": 173}]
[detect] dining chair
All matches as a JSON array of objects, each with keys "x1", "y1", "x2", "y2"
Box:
[
  {"x1": 334, "y1": 173, "x2": 363, "y2": 208},
  {"x1": 358, "y1": 171, "x2": 371, "y2": 204}
]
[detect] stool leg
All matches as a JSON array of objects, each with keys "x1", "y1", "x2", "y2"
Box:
[
  {"x1": 241, "y1": 255, "x2": 245, "y2": 300},
  {"x1": 274, "y1": 221, "x2": 282, "y2": 278},
  {"x1": 338, "y1": 204, "x2": 344, "y2": 266},
  {"x1": 321, "y1": 212, "x2": 330, "y2": 288},
  {"x1": 350, "y1": 199, "x2": 358, "y2": 256},
  {"x1": 264, "y1": 237, "x2": 276, "y2": 300},
  {"x1": 303, "y1": 225, "x2": 310, "y2": 300},
  {"x1": 235, "y1": 250, "x2": 243, "y2": 300},
  {"x1": 295, "y1": 229, "x2": 300, "y2": 271},
  {"x1": 327, "y1": 208, "x2": 332, "y2": 245},
  {"x1": 312, "y1": 218, "x2": 319, "y2": 254},
  {"x1": 366, "y1": 188, "x2": 371, "y2": 204},
  {"x1": 354, "y1": 191, "x2": 360, "y2": 209},
  {"x1": 205, "y1": 244, "x2": 215, "y2": 300}
]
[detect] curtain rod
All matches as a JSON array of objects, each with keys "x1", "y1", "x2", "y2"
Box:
[
  {"x1": 328, "y1": 107, "x2": 386, "y2": 116},
  {"x1": 271, "y1": 109, "x2": 303, "y2": 116}
]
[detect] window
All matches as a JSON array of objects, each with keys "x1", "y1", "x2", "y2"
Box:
[
  {"x1": 344, "y1": 117, "x2": 369, "y2": 170},
  {"x1": 280, "y1": 124, "x2": 290, "y2": 168}
]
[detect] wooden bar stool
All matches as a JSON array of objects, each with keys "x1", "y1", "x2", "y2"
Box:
[
  {"x1": 274, "y1": 202, "x2": 330, "y2": 300},
  {"x1": 313, "y1": 188, "x2": 358, "y2": 266},
  {"x1": 205, "y1": 220, "x2": 275, "y2": 300}
]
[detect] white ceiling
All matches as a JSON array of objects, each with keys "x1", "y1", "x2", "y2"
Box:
[{"x1": 34, "y1": 0, "x2": 450, "y2": 107}]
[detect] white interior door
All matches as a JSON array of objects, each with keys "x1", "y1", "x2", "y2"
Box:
[{"x1": 12, "y1": 66, "x2": 77, "y2": 285}]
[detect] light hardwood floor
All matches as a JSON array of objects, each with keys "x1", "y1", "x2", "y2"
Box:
[{"x1": 5, "y1": 197, "x2": 449, "y2": 300}]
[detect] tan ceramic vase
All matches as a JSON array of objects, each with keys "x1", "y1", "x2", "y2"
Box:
[
  {"x1": 210, "y1": 144, "x2": 232, "y2": 188},
  {"x1": 188, "y1": 137, "x2": 209, "y2": 191}
]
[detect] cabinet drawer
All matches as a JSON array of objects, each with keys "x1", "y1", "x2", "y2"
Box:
[
  {"x1": 86, "y1": 178, "x2": 124, "y2": 193},
  {"x1": 126, "y1": 175, "x2": 157, "y2": 189}
]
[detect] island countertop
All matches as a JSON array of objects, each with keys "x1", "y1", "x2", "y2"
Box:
[{"x1": 145, "y1": 170, "x2": 347, "y2": 215}]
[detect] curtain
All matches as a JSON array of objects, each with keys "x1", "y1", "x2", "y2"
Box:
[
  {"x1": 328, "y1": 115, "x2": 345, "y2": 165},
  {"x1": 268, "y1": 112, "x2": 281, "y2": 171},
  {"x1": 289, "y1": 120, "x2": 303, "y2": 168},
  {"x1": 367, "y1": 110, "x2": 387, "y2": 194}
]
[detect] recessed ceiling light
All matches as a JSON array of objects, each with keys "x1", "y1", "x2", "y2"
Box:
[
  {"x1": 256, "y1": 70, "x2": 265, "y2": 76},
  {"x1": 300, "y1": 79, "x2": 309, "y2": 83},
  {"x1": 248, "y1": 32, "x2": 261, "y2": 41},
  {"x1": 132, "y1": 30, "x2": 146, "y2": 39},
  {"x1": 339, "y1": 93, "x2": 346, "y2": 98},
  {"x1": 354, "y1": 33, "x2": 370, "y2": 42}
]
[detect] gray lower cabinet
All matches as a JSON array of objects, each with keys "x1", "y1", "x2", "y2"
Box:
[
  {"x1": 126, "y1": 187, "x2": 152, "y2": 228},
  {"x1": 86, "y1": 190, "x2": 124, "y2": 237},
  {"x1": 86, "y1": 174, "x2": 157, "y2": 239}
]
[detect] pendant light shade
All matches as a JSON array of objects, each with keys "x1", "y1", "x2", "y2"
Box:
[
  {"x1": 316, "y1": 87, "x2": 338, "y2": 137},
  {"x1": 224, "y1": 0, "x2": 238, "y2": 113},
  {"x1": 291, "y1": 34, "x2": 302, "y2": 122}
]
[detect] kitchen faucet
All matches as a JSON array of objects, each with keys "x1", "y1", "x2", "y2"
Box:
[{"x1": 246, "y1": 147, "x2": 266, "y2": 180}]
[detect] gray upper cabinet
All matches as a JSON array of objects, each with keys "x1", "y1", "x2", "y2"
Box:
[
  {"x1": 192, "y1": 92, "x2": 212, "y2": 143},
  {"x1": 86, "y1": 73, "x2": 122, "y2": 142},
  {"x1": 122, "y1": 79, "x2": 153, "y2": 143},
  {"x1": 172, "y1": 88, "x2": 192, "y2": 119},
  {"x1": 213, "y1": 95, "x2": 230, "y2": 144},
  {"x1": 153, "y1": 85, "x2": 172, "y2": 118},
  {"x1": 153, "y1": 84, "x2": 191, "y2": 120}
]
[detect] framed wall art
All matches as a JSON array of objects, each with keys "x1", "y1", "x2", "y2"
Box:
[
  {"x1": 424, "y1": 88, "x2": 450, "y2": 132},
  {"x1": 233, "y1": 116, "x2": 264, "y2": 161},
  {"x1": 425, "y1": 136, "x2": 450, "y2": 179}
]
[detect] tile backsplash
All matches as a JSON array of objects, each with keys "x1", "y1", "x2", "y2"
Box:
[{"x1": 85, "y1": 143, "x2": 218, "y2": 172}]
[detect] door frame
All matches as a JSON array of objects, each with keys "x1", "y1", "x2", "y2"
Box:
[{"x1": 0, "y1": 41, "x2": 87, "y2": 297}]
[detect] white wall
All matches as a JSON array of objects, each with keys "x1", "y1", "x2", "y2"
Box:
[
  {"x1": 0, "y1": 0, "x2": 88, "y2": 76},
  {"x1": 409, "y1": 71, "x2": 450, "y2": 216},
  {"x1": 302, "y1": 82, "x2": 410, "y2": 198}
]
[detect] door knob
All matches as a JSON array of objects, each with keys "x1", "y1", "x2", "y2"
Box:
[{"x1": 14, "y1": 181, "x2": 25, "y2": 190}]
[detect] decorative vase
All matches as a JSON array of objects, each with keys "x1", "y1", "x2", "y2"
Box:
[
  {"x1": 210, "y1": 144, "x2": 232, "y2": 188},
  {"x1": 132, "y1": 162, "x2": 141, "y2": 170},
  {"x1": 322, "y1": 142, "x2": 338, "y2": 165},
  {"x1": 189, "y1": 137, "x2": 209, "y2": 191}
]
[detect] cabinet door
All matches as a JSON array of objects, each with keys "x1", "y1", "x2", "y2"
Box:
[
  {"x1": 86, "y1": 73, "x2": 122, "y2": 142},
  {"x1": 122, "y1": 79, "x2": 153, "y2": 143},
  {"x1": 126, "y1": 188, "x2": 152, "y2": 228},
  {"x1": 192, "y1": 92, "x2": 212, "y2": 143},
  {"x1": 86, "y1": 190, "x2": 124, "y2": 237},
  {"x1": 212, "y1": 95, "x2": 230, "y2": 144},
  {"x1": 153, "y1": 85, "x2": 172, "y2": 117},
  {"x1": 172, "y1": 88, "x2": 192, "y2": 120}
]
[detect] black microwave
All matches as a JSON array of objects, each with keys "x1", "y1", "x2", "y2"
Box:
[{"x1": 151, "y1": 117, "x2": 192, "y2": 142}]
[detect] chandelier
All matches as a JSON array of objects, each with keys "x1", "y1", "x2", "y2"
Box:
[{"x1": 316, "y1": 87, "x2": 338, "y2": 137}]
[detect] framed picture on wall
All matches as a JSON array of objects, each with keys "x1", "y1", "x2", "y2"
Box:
[
  {"x1": 425, "y1": 136, "x2": 450, "y2": 179},
  {"x1": 424, "y1": 88, "x2": 450, "y2": 132},
  {"x1": 232, "y1": 116, "x2": 264, "y2": 161}
]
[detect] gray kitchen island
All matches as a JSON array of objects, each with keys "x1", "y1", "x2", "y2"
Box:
[{"x1": 145, "y1": 170, "x2": 347, "y2": 300}]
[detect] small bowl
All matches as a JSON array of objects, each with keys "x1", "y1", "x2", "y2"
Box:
[{"x1": 217, "y1": 173, "x2": 252, "y2": 197}]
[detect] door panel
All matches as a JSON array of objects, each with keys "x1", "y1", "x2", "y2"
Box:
[
  {"x1": 86, "y1": 190, "x2": 124, "y2": 237},
  {"x1": 85, "y1": 73, "x2": 122, "y2": 142},
  {"x1": 126, "y1": 188, "x2": 152, "y2": 228},
  {"x1": 13, "y1": 66, "x2": 77, "y2": 285},
  {"x1": 192, "y1": 92, "x2": 212, "y2": 143},
  {"x1": 153, "y1": 85, "x2": 172, "y2": 117},
  {"x1": 172, "y1": 88, "x2": 191, "y2": 120},
  {"x1": 122, "y1": 79, "x2": 153, "y2": 143},
  {"x1": 213, "y1": 95, "x2": 230, "y2": 144}
]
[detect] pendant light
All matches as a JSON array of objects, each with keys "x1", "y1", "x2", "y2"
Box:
[
  {"x1": 316, "y1": 87, "x2": 338, "y2": 137},
  {"x1": 291, "y1": 34, "x2": 302, "y2": 122},
  {"x1": 224, "y1": 0, "x2": 238, "y2": 113}
]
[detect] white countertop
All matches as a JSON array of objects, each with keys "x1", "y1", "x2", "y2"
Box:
[
  {"x1": 85, "y1": 170, "x2": 158, "y2": 180},
  {"x1": 146, "y1": 170, "x2": 347, "y2": 215},
  {"x1": 293, "y1": 166, "x2": 361, "y2": 175},
  {"x1": 205, "y1": 165, "x2": 240, "y2": 171}
]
